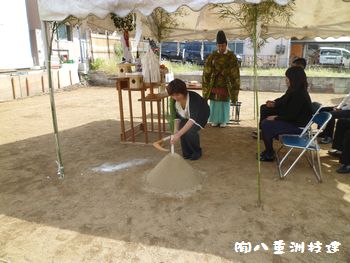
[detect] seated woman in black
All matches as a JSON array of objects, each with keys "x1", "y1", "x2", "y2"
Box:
[
  {"x1": 260, "y1": 66, "x2": 313, "y2": 161},
  {"x1": 167, "y1": 79, "x2": 210, "y2": 160},
  {"x1": 252, "y1": 59, "x2": 307, "y2": 139},
  {"x1": 255, "y1": 58, "x2": 307, "y2": 133}
]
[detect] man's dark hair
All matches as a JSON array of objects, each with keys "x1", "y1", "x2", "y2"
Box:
[
  {"x1": 292, "y1": 57, "x2": 307, "y2": 69},
  {"x1": 167, "y1": 79, "x2": 188, "y2": 96}
]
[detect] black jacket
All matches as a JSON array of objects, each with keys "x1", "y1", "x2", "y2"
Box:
[
  {"x1": 275, "y1": 88, "x2": 312, "y2": 127},
  {"x1": 174, "y1": 91, "x2": 210, "y2": 129}
]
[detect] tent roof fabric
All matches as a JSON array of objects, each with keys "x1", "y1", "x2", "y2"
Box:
[
  {"x1": 38, "y1": 0, "x2": 290, "y2": 21},
  {"x1": 158, "y1": 0, "x2": 350, "y2": 40},
  {"x1": 38, "y1": 0, "x2": 350, "y2": 39}
]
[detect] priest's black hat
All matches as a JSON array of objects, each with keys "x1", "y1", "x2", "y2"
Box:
[{"x1": 216, "y1": 30, "x2": 227, "y2": 44}]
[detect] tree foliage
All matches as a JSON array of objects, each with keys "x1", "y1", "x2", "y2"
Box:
[
  {"x1": 214, "y1": 1, "x2": 295, "y2": 48},
  {"x1": 111, "y1": 13, "x2": 135, "y2": 32},
  {"x1": 148, "y1": 7, "x2": 187, "y2": 42}
]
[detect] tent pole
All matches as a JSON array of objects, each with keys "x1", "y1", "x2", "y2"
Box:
[
  {"x1": 286, "y1": 38, "x2": 291, "y2": 67},
  {"x1": 253, "y1": 81, "x2": 256, "y2": 120},
  {"x1": 252, "y1": 6, "x2": 261, "y2": 207},
  {"x1": 41, "y1": 21, "x2": 65, "y2": 179}
]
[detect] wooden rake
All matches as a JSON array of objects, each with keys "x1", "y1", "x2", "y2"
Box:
[{"x1": 153, "y1": 135, "x2": 175, "y2": 154}]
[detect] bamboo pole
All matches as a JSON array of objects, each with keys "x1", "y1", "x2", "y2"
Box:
[
  {"x1": 252, "y1": 6, "x2": 262, "y2": 207},
  {"x1": 159, "y1": 41, "x2": 162, "y2": 64},
  {"x1": 106, "y1": 31, "x2": 111, "y2": 59},
  {"x1": 42, "y1": 21, "x2": 64, "y2": 179},
  {"x1": 89, "y1": 30, "x2": 94, "y2": 61}
]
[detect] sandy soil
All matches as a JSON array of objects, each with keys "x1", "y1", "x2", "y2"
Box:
[{"x1": 0, "y1": 87, "x2": 349, "y2": 263}]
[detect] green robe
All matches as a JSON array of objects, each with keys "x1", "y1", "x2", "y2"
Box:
[{"x1": 202, "y1": 50, "x2": 240, "y2": 102}]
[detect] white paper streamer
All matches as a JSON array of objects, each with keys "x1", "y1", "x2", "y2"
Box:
[{"x1": 134, "y1": 12, "x2": 143, "y2": 49}]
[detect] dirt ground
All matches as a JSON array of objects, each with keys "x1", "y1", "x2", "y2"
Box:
[{"x1": 0, "y1": 87, "x2": 349, "y2": 263}]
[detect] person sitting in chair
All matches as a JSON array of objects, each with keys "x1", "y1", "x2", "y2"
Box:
[
  {"x1": 318, "y1": 92, "x2": 350, "y2": 144},
  {"x1": 167, "y1": 79, "x2": 210, "y2": 160},
  {"x1": 328, "y1": 118, "x2": 350, "y2": 174},
  {"x1": 259, "y1": 67, "x2": 313, "y2": 161},
  {"x1": 252, "y1": 58, "x2": 307, "y2": 139}
]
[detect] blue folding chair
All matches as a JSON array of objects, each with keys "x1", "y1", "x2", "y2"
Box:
[
  {"x1": 276, "y1": 112, "x2": 332, "y2": 182},
  {"x1": 311, "y1": 101, "x2": 322, "y2": 115}
]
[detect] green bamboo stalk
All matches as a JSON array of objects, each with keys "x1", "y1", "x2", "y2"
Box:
[
  {"x1": 167, "y1": 97, "x2": 176, "y2": 133},
  {"x1": 44, "y1": 21, "x2": 65, "y2": 179},
  {"x1": 252, "y1": 6, "x2": 262, "y2": 206}
]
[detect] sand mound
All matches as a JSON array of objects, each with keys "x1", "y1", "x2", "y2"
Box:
[{"x1": 145, "y1": 153, "x2": 202, "y2": 195}]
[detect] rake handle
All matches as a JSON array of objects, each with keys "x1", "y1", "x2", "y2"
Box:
[{"x1": 170, "y1": 135, "x2": 174, "y2": 154}]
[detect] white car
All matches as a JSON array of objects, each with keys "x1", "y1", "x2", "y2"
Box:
[{"x1": 318, "y1": 47, "x2": 350, "y2": 68}]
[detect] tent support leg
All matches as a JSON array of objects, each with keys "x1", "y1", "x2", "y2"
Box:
[{"x1": 42, "y1": 21, "x2": 65, "y2": 179}]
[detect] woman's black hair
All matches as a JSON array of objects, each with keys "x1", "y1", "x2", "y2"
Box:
[
  {"x1": 285, "y1": 66, "x2": 308, "y2": 90},
  {"x1": 167, "y1": 79, "x2": 188, "y2": 96},
  {"x1": 292, "y1": 57, "x2": 307, "y2": 69}
]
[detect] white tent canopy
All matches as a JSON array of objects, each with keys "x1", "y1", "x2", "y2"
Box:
[{"x1": 38, "y1": 0, "x2": 350, "y2": 40}]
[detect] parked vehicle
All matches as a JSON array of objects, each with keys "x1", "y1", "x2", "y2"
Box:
[
  {"x1": 183, "y1": 41, "x2": 202, "y2": 64},
  {"x1": 184, "y1": 41, "x2": 243, "y2": 65},
  {"x1": 317, "y1": 47, "x2": 350, "y2": 68},
  {"x1": 160, "y1": 42, "x2": 185, "y2": 62},
  {"x1": 161, "y1": 41, "x2": 243, "y2": 65}
]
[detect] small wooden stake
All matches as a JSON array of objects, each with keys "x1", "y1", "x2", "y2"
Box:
[
  {"x1": 11, "y1": 77, "x2": 16, "y2": 99},
  {"x1": 69, "y1": 70, "x2": 72, "y2": 85},
  {"x1": 25, "y1": 78, "x2": 30, "y2": 96},
  {"x1": 57, "y1": 71, "x2": 61, "y2": 89},
  {"x1": 41, "y1": 75, "x2": 45, "y2": 93}
]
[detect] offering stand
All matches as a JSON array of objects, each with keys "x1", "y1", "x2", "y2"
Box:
[{"x1": 114, "y1": 77, "x2": 169, "y2": 144}]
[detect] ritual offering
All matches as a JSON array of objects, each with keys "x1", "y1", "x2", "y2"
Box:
[
  {"x1": 116, "y1": 63, "x2": 133, "y2": 77},
  {"x1": 142, "y1": 49, "x2": 161, "y2": 98}
]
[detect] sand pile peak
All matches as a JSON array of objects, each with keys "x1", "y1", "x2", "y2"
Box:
[{"x1": 145, "y1": 153, "x2": 202, "y2": 195}]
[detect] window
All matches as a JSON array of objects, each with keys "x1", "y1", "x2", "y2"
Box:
[
  {"x1": 204, "y1": 42, "x2": 216, "y2": 53},
  {"x1": 161, "y1": 42, "x2": 176, "y2": 51},
  {"x1": 343, "y1": 50, "x2": 350, "y2": 59},
  {"x1": 320, "y1": 49, "x2": 341, "y2": 56},
  {"x1": 57, "y1": 24, "x2": 73, "y2": 41}
]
